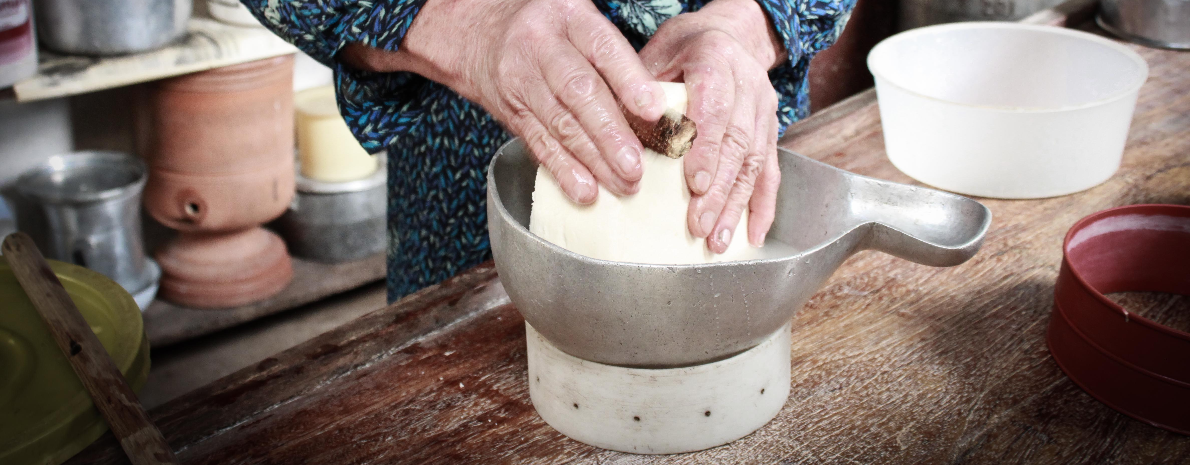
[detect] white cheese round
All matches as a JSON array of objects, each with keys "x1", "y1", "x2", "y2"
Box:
[{"x1": 528, "y1": 82, "x2": 764, "y2": 264}]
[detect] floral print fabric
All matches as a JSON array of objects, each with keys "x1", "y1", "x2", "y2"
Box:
[{"x1": 241, "y1": 0, "x2": 856, "y2": 302}]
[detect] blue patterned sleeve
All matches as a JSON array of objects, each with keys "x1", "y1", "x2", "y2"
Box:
[
  {"x1": 752, "y1": 0, "x2": 856, "y2": 132},
  {"x1": 755, "y1": 0, "x2": 855, "y2": 65},
  {"x1": 240, "y1": 0, "x2": 427, "y2": 66},
  {"x1": 240, "y1": 0, "x2": 430, "y2": 152}
]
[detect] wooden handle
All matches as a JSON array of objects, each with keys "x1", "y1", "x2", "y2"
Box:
[
  {"x1": 2, "y1": 233, "x2": 178, "y2": 465},
  {"x1": 625, "y1": 108, "x2": 697, "y2": 159}
]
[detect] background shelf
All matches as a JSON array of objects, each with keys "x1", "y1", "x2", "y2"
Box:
[
  {"x1": 144, "y1": 253, "x2": 385, "y2": 347},
  {"x1": 13, "y1": 18, "x2": 297, "y2": 102}
]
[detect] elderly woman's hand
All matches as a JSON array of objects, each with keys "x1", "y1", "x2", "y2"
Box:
[
  {"x1": 639, "y1": 0, "x2": 787, "y2": 252},
  {"x1": 344, "y1": 0, "x2": 666, "y2": 205},
  {"x1": 342, "y1": 0, "x2": 788, "y2": 250}
]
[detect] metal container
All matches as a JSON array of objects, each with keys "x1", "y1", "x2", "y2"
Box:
[
  {"x1": 14, "y1": 151, "x2": 159, "y2": 309},
  {"x1": 899, "y1": 0, "x2": 1066, "y2": 29},
  {"x1": 488, "y1": 140, "x2": 992, "y2": 368},
  {"x1": 34, "y1": 0, "x2": 191, "y2": 55},
  {"x1": 1098, "y1": 0, "x2": 1190, "y2": 50},
  {"x1": 278, "y1": 155, "x2": 386, "y2": 263},
  {"x1": 0, "y1": 258, "x2": 150, "y2": 464}
]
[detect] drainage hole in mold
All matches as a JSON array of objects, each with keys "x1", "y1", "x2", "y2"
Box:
[
  {"x1": 760, "y1": 388, "x2": 765, "y2": 394},
  {"x1": 573, "y1": 403, "x2": 579, "y2": 409},
  {"x1": 633, "y1": 416, "x2": 640, "y2": 422},
  {"x1": 185, "y1": 202, "x2": 201, "y2": 216},
  {"x1": 705, "y1": 411, "x2": 711, "y2": 417}
]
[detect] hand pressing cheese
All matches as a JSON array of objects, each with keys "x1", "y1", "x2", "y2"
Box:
[{"x1": 529, "y1": 82, "x2": 763, "y2": 265}]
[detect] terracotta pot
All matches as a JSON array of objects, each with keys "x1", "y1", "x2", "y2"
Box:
[
  {"x1": 143, "y1": 156, "x2": 295, "y2": 232},
  {"x1": 142, "y1": 55, "x2": 296, "y2": 232},
  {"x1": 155, "y1": 228, "x2": 293, "y2": 309}
]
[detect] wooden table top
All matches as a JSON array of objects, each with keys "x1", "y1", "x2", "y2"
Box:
[{"x1": 73, "y1": 24, "x2": 1190, "y2": 465}]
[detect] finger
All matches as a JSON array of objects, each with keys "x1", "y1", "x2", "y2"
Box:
[
  {"x1": 748, "y1": 105, "x2": 781, "y2": 247},
  {"x1": 520, "y1": 76, "x2": 640, "y2": 196},
  {"x1": 638, "y1": 38, "x2": 683, "y2": 80},
  {"x1": 686, "y1": 72, "x2": 752, "y2": 241},
  {"x1": 680, "y1": 56, "x2": 735, "y2": 199},
  {"x1": 707, "y1": 143, "x2": 765, "y2": 253},
  {"x1": 566, "y1": 13, "x2": 664, "y2": 121},
  {"x1": 538, "y1": 47, "x2": 646, "y2": 183},
  {"x1": 516, "y1": 114, "x2": 599, "y2": 205}
]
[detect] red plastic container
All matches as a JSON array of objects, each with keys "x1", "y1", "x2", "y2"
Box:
[{"x1": 1048, "y1": 204, "x2": 1190, "y2": 435}]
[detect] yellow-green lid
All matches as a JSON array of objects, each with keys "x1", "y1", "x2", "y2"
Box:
[{"x1": 0, "y1": 257, "x2": 150, "y2": 465}]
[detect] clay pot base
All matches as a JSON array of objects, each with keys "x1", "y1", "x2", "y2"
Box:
[{"x1": 156, "y1": 227, "x2": 293, "y2": 309}]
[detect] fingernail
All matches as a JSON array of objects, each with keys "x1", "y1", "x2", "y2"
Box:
[
  {"x1": 693, "y1": 171, "x2": 711, "y2": 193},
  {"x1": 718, "y1": 228, "x2": 732, "y2": 247},
  {"x1": 574, "y1": 177, "x2": 597, "y2": 203},
  {"x1": 617, "y1": 146, "x2": 641, "y2": 177},
  {"x1": 635, "y1": 89, "x2": 653, "y2": 110},
  {"x1": 699, "y1": 211, "x2": 717, "y2": 235},
  {"x1": 754, "y1": 231, "x2": 767, "y2": 247}
]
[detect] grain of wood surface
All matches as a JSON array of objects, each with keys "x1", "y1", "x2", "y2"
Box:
[{"x1": 71, "y1": 24, "x2": 1189, "y2": 465}]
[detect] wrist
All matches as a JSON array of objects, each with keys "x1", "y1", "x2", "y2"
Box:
[
  {"x1": 697, "y1": 0, "x2": 786, "y2": 69},
  {"x1": 338, "y1": 0, "x2": 491, "y2": 91}
]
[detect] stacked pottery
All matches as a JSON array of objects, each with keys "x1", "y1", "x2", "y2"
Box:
[
  {"x1": 141, "y1": 55, "x2": 296, "y2": 308},
  {"x1": 278, "y1": 85, "x2": 384, "y2": 263}
]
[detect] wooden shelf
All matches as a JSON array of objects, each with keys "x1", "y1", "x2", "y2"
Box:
[
  {"x1": 144, "y1": 253, "x2": 385, "y2": 347},
  {"x1": 13, "y1": 17, "x2": 297, "y2": 102}
]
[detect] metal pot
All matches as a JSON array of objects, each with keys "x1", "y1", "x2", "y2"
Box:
[
  {"x1": 899, "y1": 0, "x2": 1066, "y2": 29},
  {"x1": 35, "y1": 0, "x2": 191, "y2": 55},
  {"x1": 13, "y1": 151, "x2": 160, "y2": 308},
  {"x1": 488, "y1": 139, "x2": 992, "y2": 368},
  {"x1": 277, "y1": 155, "x2": 386, "y2": 263},
  {"x1": 1099, "y1": 0, "x2": 1190, "y2": 50}
]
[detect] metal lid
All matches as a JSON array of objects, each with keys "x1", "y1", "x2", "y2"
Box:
[
  {"x1": 15, "y1": 151, "x2": 146, "y2": 204},
  {"x1": 1048, "y1": 204, "x2": 1190, "y2": 435},
  {"x1": 0, "y1": 258, "x2": 150, "y2": 464}
]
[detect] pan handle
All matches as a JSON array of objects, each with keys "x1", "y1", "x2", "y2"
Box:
[{"x1": 852, "y1": 177, "x2": 992, "y2": 267}]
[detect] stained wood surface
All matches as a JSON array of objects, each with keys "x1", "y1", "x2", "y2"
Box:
[
  {"x1": 144, "y1": 253, "x2": 385, "y2": 347},
  {"x1": 72, "y1": 23, "x2": 1190, "y2": 465}
]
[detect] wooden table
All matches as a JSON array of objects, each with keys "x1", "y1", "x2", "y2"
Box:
[{"x1": 73, "y1": 21, "x2": 1190, "y2": 465}]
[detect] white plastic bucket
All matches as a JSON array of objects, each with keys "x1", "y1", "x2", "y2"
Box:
[{"x1": 868, "y1": 23, "x2": 1149, "y2": 199}]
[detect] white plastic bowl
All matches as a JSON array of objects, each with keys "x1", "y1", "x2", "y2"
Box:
[{"x1": 867, "y1": 23, "x2": 1149, "y2": 199}]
